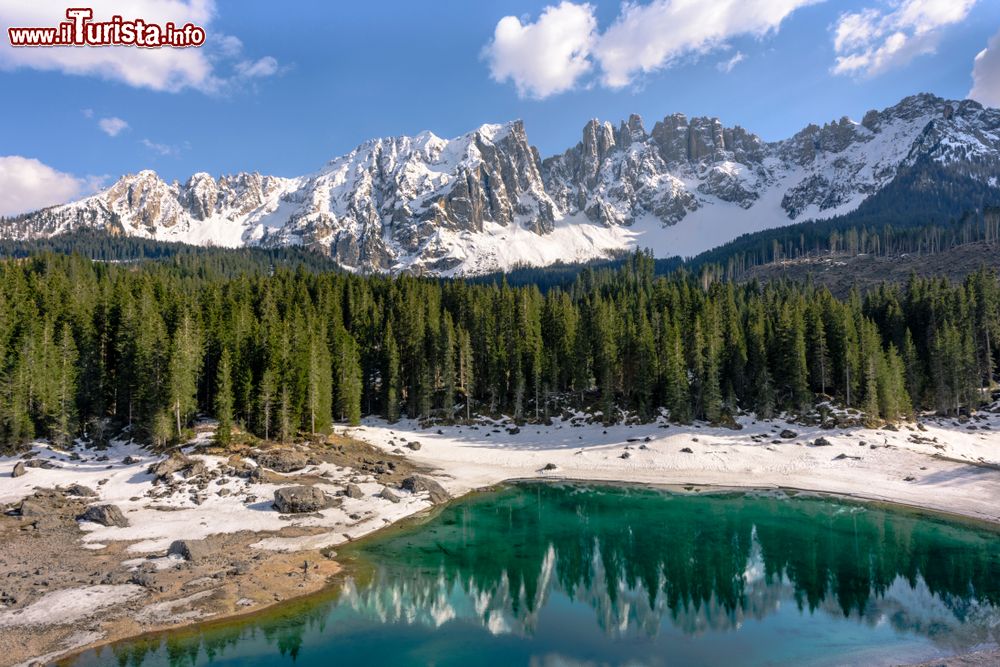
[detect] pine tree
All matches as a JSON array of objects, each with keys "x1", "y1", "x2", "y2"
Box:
[
  {"x1": 215, "y1": 347, "x2": 234, "y2": 446},
  {"x1": 441, "y1": 312, "x2": 456, "y2": 420},
  {"x1": 382, "y1": 321, "x2": 401, "y2": 423},
  {"x1": 457, "y1": 326, "x2": 474, "y2": 421},
  {"x1": 167, "y1": 312, "x2": 202, "y2": 439},
  {"x1": 332, "y1": 326, "x2": 362, "y2": 425},
  {"x1": 306, "y1": 324, "x2": 333, "y2": 435},
  {"x1": 661, "y1": 320, "x2": 690, "y2": 423},
  {"x1": 51, "y1": 322, "x2": 78, "y2": 446}
]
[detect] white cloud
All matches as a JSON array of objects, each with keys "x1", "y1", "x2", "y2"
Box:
[
  {"x1": 970, "y1": 28, "x2": 1000, "y2": 108},
  {"x1": 832, "y1": 0, "x2": 979, "y2": 77},
  {"x1": 0, "y1": 156, "x2": 89, "y2": 216},
  {"x1": 484, "y1": 1, "x2": 816, "y2": 98},
  {"x1": 717, "y1": 51, "x2": 746, "y2": 73},
  {"x1": 235, "y1": 56, "x2": 279, "y2": 79},
  {"x1": 98, "y1": 117, "x2": 129, "y2": 137},
  {"x1": 594, "y1": 0, "x2": 818, "y2": 88},
  {"x1": 140, "y1": 139, "x2": 179, "y2": 156},
  {"x1": 484, "y1": 2, "x2": 596, "y2": 99},
  {"x1": 0, "y1": 1, "x2": 280, "y2": 94}
]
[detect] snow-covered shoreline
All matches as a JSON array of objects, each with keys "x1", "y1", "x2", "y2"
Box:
[
  {"x1": 353, "y1": 412, "x2": 1000, "y2": 527},
  {"x1": 1, "y1": 412, "x2": 998, "y2": 666}
]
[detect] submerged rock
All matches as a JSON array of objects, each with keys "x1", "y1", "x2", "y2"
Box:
[
  {"x1": 78, "y1": 504, "x2": 129, "y2": 527},
  {"x1": 273, "y1": 486, "x2": 333, "y2": 513},
  {"x1": 400, "y1": 476, "x2": 450, "y2": 504}
]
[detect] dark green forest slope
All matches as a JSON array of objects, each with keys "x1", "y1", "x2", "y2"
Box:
[{"x1": 0, "y1": 252, "x2": 995, "y2": 452}]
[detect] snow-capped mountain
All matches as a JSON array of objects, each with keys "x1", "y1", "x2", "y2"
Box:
[{"x1": 5, "y1": 93, "x2": 999, "y2": 275}]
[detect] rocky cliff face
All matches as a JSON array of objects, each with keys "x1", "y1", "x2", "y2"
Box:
[{"x1": 5, "y1": 93, "x2": 999, "y2": 275}]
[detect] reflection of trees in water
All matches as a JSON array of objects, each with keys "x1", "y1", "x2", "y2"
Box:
[
  {"x1": 106, "y1": 598, "x2": 333, "y2": 667},
  {"x1": 342, "y1": 484, "x2": 1000, "y2": 644},
  {"x1": 97, "y1": 484, "x2": 999, "y2": 666}
]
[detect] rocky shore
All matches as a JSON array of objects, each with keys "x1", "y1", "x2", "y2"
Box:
[{"x1": 1, "y1": 409, "x2": 999, "y2": 666}]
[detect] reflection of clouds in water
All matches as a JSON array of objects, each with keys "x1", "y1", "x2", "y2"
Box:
[{"x1": 336, "y1": 525, "x2": 999, "y2": 649}]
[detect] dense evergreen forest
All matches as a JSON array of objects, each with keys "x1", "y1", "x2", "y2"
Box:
[{"x1": 0, "y1": 250, "x2": 996, "y2": 452}]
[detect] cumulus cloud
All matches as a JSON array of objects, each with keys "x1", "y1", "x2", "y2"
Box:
[
  {"x1": 594, "y1": 0, "x2": 817, "y2": 88},
  {"x1": 0, "y1": 156, "x2": 90, "y2": 216},
  {"x1": 832, "y1": 0, "x2": 979, "y2": 77},
  {"x1": 484, "y1": 1, "x2": 816, "y2": 98},
  {"x1": 484, "y1": 2, "x2": 596, "y2": 99},
  {"x1": 970, "y1": 29, "x2": 1000, "y2": 108},
  {"x1": 717, "y1": 51, "x2": 746, "y2": 73},
  {"x1": 98, "y1": 117, "x2": 129, "y2": 137},
  {"x1": 0, "y1": 1, "x2": 280, "y2": 93}
]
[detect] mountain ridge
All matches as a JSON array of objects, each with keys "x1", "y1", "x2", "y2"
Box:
[{"x1": 5, "y1": 92, "x2": 999, "y2": 275}]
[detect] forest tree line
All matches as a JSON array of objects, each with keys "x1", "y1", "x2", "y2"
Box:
[{"x1": 0, "y1": 251, "x2": 996, "y2": 451}]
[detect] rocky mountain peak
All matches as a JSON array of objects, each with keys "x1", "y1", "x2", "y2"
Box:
[{"x1": 4, "y1": 93, "x2": 998, "y2": 276}]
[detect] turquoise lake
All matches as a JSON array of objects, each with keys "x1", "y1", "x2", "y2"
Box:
[{"x1": 70, "y1": 483, "x2": 1000, "y2": 666}]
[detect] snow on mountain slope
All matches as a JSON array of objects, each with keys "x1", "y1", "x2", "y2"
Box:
[{"x1": 4, "y1": 93, "x2": 998, "y2": 275}]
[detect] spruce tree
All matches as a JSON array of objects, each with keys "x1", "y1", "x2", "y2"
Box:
[{"x1": 215, "y1": 347, "x2": 234, "y2": 446}]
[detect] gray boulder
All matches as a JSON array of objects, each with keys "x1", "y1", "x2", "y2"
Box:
[
  {"x1": 344, "y1": 483, "x2": 364, "y2": 499},
  {"x1": 149, "y1": 453, "x2": 192, "y2": 480},
  {"x1": 273, "y1": 486, "x2": 333, "y2": 513},
  {"x1": 64, "y1": 483, "x2": 96, "y2": 497},
  {"x1": 12, "y1": 461, "x2": 26, "y2": 477},
  {"x1": 18, "y1": 498, "x2": 47, "y2": 517},
  {"x1": 168, "y1": 539, "x2": 212, "y2": 563},
  {"x1": 779, "y1": 429, "x2": 797, "y2": 439},
  {"x1": 257, "y1": 449, "x2": 308, "y2": 473},
  {"x1": 812, "y1": 437, "x2": 833, "y2": 447},
  {"x1": 78, "y1": 504, "x2": 129, "y2": 527},
  {"x1": 378, "y1": 487, "x2": 401, "y2": 503},
  {"x1": 400, "y1": 476, "x2": 450, "y2": 504}
]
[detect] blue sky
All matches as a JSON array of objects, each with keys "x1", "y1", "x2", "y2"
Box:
[{"x1": 1, "y1": 0, "x2": 1000, "y2": 215}]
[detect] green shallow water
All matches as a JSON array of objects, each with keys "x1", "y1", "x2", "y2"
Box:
[{"x1": 69, "y1": 483, "x2": 1000, "y2": 667}]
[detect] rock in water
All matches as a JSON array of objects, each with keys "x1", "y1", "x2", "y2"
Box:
[
  {"x1": 11, "y1": 461, "x2": 26, "y2": 477},
  {"x1": 78, "y1": 504, "x2": 129, "y2": 527},
  {"x1": 168, "y1": 539, "x2": 212, "y2": 563},
  {"x1": 400, "y1": 476, "x2": 450, "y2": 504},
  {"x1": 273, "y1": 486, "x2": 333, "y2": 513},
  {"x1": 257, "y1": 449, "x2": 308, "y2": 473},
  {"x1": 378, "y1": 487, "x2": 401, "y2": 503}
]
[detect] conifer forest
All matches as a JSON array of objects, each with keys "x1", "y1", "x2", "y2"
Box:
[{"x1": 0, "y1": 250, "x2": 995, "y2": 452}]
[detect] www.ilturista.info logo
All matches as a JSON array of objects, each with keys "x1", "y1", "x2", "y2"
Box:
[{"x1": 7, "y1": 8, "x2": 206, "y2": 48}]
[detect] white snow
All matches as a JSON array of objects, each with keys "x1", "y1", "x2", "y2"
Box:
[
  {"x1": 350, "y1": 411, "x2": 1000, "y2": 525},
  {"x1": 0, "y1": 585, "x2": 144, "y2": 628}
]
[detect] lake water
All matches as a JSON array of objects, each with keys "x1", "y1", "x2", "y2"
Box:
[{"x1": 71, "y1": 483, "x2": 1000, "y2": 667}]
